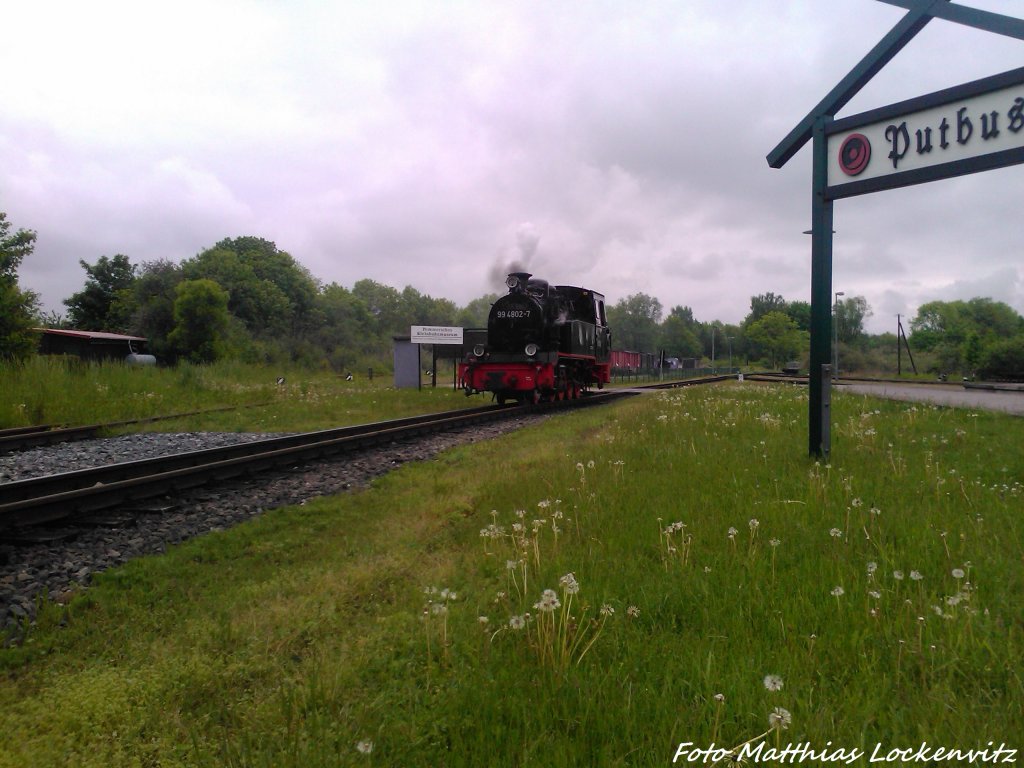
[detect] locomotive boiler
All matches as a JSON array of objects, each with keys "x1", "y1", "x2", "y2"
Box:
[{"x1": 458, "y1": 273, "x2": 612, "y2": 404}]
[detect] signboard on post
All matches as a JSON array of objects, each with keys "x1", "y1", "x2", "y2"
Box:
[
  {"x1": 767, "y1": 1, "x2": 1024, "y2": 458},
  {"x1": 410, "y1": 326, "x2": 464, "y2": 345},
  {"x1": 827, "y1": 67, "x2": 1024, "y2": 200}
]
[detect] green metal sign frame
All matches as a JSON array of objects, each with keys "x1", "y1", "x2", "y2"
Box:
[{"x1": 767, "y1": 0, "x2": 1024, "y2": 458}]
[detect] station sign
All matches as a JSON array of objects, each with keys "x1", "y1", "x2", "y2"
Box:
[
  {"x1": 410, "y1": 325, "x2": 464, "y2": 345},
  {"x1": 826, "y1": 67, "x2": 1024, "y2": 199}
]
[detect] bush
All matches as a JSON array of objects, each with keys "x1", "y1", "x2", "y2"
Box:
[{"x1": 977, "y1": 336, "x2": 1024, "y2": 381}]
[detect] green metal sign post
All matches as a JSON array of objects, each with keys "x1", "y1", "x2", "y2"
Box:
[{"x1": 768, "y1": 0, "x2": 1024, "y2": 458}]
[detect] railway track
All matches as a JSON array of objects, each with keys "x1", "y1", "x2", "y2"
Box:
[
  {"x1": 0, "y1": 392, "x2": 630, "y2": 535},
  {"x1": 0, "y1": 403, "x2": 272, "y2": 454}
]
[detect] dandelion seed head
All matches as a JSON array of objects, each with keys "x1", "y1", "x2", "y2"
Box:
[
  {"x1": 559, "y1": 572, "x2": 580, "y2": 595},
  {"x1": 534, "y1": 589, "x2": 561, "y2": 613},
  {"x1": 831, "y1": 585, "x2": 845, "y2": 597},
  {"x1": 714, "y1": 693, "x2": 725, "y2": 703},
  {"x1": 952, "y1": 568, "x2": 965, "y2": 579},
  {"x1": 600, "y1": 604, "x2": 614, "y2": 617},
  {"x1": 626, "y1": 605, "x2": 640, "y2": 618},
  {"x1": 355, "y1": 739, "x2": 374, "y2": 754},
  {"x1": 910, "y1": 570, "x2": 923, "y2": 581},
  {"x1": 893, "y1": 570, "x2": 904, "y2": 581},
  {"x1": 769, "y1": 707, "x2": 792, "y2": 730},
  {"x1": 509, "y1": 614, "x2": 526, "y2": 630},
  {"x1": 748, "y1": 518, "x2": 760, "y2": 530},
  {"x1": 763, "y1": 674, "x2": 784, "y2": 692}
]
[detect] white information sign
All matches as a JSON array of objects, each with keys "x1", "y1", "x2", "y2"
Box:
[{"x1": 410, "y1": 326, "x2": 464, "y2": 345}]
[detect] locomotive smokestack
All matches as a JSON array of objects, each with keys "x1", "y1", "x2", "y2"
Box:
[{"x1": 507, "y1": 272, "x2": 532, "y2": 292}]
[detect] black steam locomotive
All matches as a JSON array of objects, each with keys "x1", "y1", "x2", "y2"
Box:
[{"x1": 458, "y1": 273, "x2": 611, "y2": 404}]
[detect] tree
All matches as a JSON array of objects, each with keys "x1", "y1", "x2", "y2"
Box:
[
  {"x1": 456, "y1": 293, "x2": 499, "y2": 328},
  {"x1": 167, "y1": 279, "x2": 231, "y2": 363},
  {"x1": 660, "y1": 306, "x2": 702, "y2": 359},
  {"x1": 313, "y1": 282, "x2": 374, "y2": 368},
  {"x1": 64, "y1": 254, "x2": 137, "y2": 331},
  {"x1": 745, "y1": 311, "x2": 806, "y2": 369},
  {"x1": 0, "y1": 211, "x2": 41, "y2": 360},
  {"x1": 745, "y1": 292, "x2": 788, "y2": 326},
  {"x1": 606, "y1": 293, "x2": 663, "y2": 351},
  {"x1": 785, "y1": 301, "x2": 811, "y2": 332},
  {"x1": 910, "y1": 298, "x2": 1023, "y2": 375},
  {"x1": 835, "y1": 296, "x2": 871, "y2": 343},
  {"x1": 122, "y1": 260, "x2": 185, "y2": 359}
]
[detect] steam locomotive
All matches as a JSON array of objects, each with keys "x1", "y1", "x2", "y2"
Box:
[{"x1": 458, "y1": 273, "x2": 612, "y2": 404}]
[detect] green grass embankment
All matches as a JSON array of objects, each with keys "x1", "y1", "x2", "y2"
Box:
[{"x1": 0, "y1": 382, "x2": 1021, "y2": 766}]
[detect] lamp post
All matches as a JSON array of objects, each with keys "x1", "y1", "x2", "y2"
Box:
[
  {"x1": 726, "y1": 335, "x2": 734, "y2": 371},
  {"x1": 833, "y1": 291, "x2": 844, "y2": 381}
]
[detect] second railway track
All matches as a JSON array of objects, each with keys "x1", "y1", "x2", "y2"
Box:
[{"x1": 0, "y1": 392, "x2": 629, "y2": 534}]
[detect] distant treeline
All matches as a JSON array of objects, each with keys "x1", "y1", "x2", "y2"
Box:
[{"x1": 3, "y1": 212, "x2": 1023, "y2": 378}]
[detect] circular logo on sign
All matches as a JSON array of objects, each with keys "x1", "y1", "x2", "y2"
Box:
[{"x1": 838, "y1": 133, "x2": 871, "y2": 176}]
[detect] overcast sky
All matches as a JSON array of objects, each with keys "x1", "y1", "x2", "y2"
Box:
[{"x1": 2, "y1": 0, "x2": 1022, "y2": 334}]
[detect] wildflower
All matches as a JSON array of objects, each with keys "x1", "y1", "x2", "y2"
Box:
[
  {"x1": 763, "y1": 674, "x2": 783, "y2": 692},
  {"x1": 356, "y1": 739, "x2": 374, "y2": 754},
  {"x1": 506, "y1": 559, "x2": 518, "y2": 571},
  {"x1": 910, "y1": 571, "x2": 923, "y2": 581},
  {"x1": 714, "y1": 693, "x2": 725, "y2": 703},
  {"x1": 478, "y1": 616, "x2": 489, "y2": 625},
  {"x1": 626, "y1": 605, "x2": 640, "y2": 618},
  {"x1": 893, "y1": 570, "x2": 904, "y2": 581},
  {"x1": 851, "y1": 497, "x2": 863, "y2": 508},
  {"x1": 868, "y1": 590, "x2": 881, "y2": 599},
  {"x1": 952, "y1": 568, "x2": 965, "y2": 579},
  {"x1": 431, "y1": 603, "x2": 448, "y2": 616},
  {"x1": 727, "y1": 526, "x2": 738, "y2": 540},
  {"x1": 537, "y1": 499, "x2": 551, "y2": 508},
  {"x1": 559, "y1": 572, "x2": 580, "y2": 595},
  {"x1": 831, "y1": 586, "x2": 845, "y2": 597},
  {"x1": 509, "y1": 614, "x2": 526, "y2": 630},
  {"x1": 829, "y1": 528, "x2": 842, "y2": 539},
  {"x1": 946, "y1": 594, "x2": 962, "y2": 607},
  {"x1": 749, "y1": 518, "x2": 760, "y2": 531},
  {"x1": 769, "y1": 538, "x2": 781, "y2": 548},
  {"x1": 575, "y1": 462, "x2": 584, "y2": 472},
  {"x1": 587, "y1": 460, "x2": 595, "y2": 469},
  {"x1": 867, "y1": 561, "x2": 878, "y2": 577},
  {"x1": 769, "y1": 707, "x2": 792, "y2": 731},
  {"x1": 600, "y1": 604, "x2": 614, "y2": 617},
  {"x1": 534, "y1": 589, "x2": 561, "y2": 613}
]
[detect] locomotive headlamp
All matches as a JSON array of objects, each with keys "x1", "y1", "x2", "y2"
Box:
[
  {"x1": 473, "y1": 344, "x2": 485, "y2": 357},
  {"x1": 524, "y1": 343, "x2": 538, "y2": 357},
  {"x1": 506, "y1": 275, "x2": 519, "y2": 289}
]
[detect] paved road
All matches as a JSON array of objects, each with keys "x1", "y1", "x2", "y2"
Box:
[{"x1": 836, "y1": 381, "x2": 1024, "y2": 416}]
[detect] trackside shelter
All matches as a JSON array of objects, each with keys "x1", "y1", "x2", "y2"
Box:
[{"x1": 35, "y1": 329, "x2": 152, "y2": 363}]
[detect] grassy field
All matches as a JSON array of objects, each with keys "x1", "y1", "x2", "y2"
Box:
[
  {"x1": 0, "y1": 381, "x2": 1021, "y2": 766},
  {"x1": 0, "y1": 357, "x2": 469, "y2": 432}
]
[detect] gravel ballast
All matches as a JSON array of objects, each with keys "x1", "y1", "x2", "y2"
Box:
[{"x1": 0, "y1": 414, "x2": 549, "y2": 637}]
